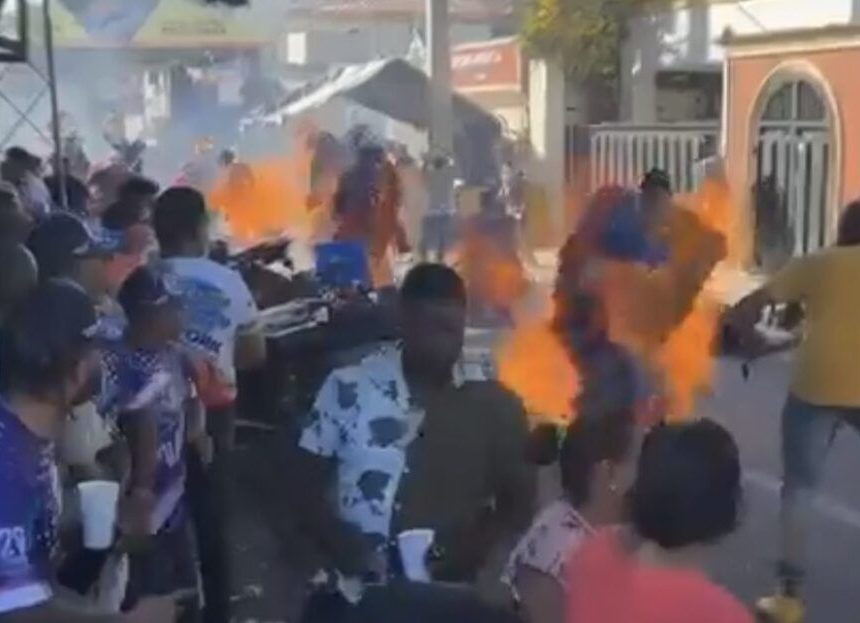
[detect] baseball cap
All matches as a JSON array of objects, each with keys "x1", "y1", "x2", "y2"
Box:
[
  {"x1": 640, "y1": 168, "x2": 672, "y2": 194},
  {"x1": 0, "y1": 279, "x2": 98, "y2": 374},
  {"x1": 27, "y1": 213, "x2": 121, "y2": 277},
  {"x1": 117, "y1": 264, "x2": 181, "y2": 319}
]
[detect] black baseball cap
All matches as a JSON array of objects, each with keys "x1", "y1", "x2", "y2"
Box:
[
  {"x1": 0, "y1": 279, "x2": 98, "y2": 378},
  {"x1": 27, "y1": 213, "x2": 121, "y2": 279},
  {"x1": 640, "y1": 168, "x2": 672, "y2": 194},
  {"x1": 117, "y1": 265, "x2": 181, "y2": 320}
]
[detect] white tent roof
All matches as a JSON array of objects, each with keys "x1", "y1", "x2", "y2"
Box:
[{"x1": 266, "y1": 58, "x2": 500, "y2": 135}]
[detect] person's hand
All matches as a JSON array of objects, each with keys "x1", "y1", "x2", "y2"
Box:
[{"x1": 123, "y1": 595, "x2": 176, "y2": 623}]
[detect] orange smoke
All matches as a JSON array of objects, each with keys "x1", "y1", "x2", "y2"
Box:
[{"x1": 496, "y1": 309, "x2": 581, "y2": 425}]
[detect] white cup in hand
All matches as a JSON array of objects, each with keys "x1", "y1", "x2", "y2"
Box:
[
  {"x1": 77, "y1": 480, "x2": 119, "y2": 550},
  {"x1": 397, "y1": 528, "x2": 435, "y2": 582}
]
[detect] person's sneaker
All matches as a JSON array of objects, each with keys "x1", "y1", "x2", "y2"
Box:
[{"x1": 755, "y1": 593, "x2": 804, "y2": 623}]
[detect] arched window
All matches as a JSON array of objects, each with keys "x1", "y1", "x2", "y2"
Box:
[
  {"x1": 760, "y1": 79, "x2": 828, "y2": 129},
  {"x1": 753, "y1": 76, "x2": 833, "y2": 265}
]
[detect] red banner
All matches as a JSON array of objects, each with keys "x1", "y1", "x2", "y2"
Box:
[{"x1": 452, "y1": 38, "x2": 522, "y2": 93}]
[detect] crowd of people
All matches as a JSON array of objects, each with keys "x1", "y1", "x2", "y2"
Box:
[
  {"x1": 1, "y1": 133, "x2": 858, "y2": 623},
  {"x1": 0, "y1": 144, "x2": 266, "y2": 623}
]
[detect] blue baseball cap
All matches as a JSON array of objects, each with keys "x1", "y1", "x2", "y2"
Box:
[
  {"x1": 117, "y1": 265, "x2": 181, "y2": 319},
  {"x1": 27, "y1": 213, "x2": 121, "y2": 279}
]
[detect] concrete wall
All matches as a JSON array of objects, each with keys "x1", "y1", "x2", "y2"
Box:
[{"x1": 622, "y1": 0, "x2": 855, "y2": 121}]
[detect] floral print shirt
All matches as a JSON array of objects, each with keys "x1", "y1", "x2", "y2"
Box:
[
  {"x1": 502, "y1": 498, "x2": 593, "y2": 596},
  {"x1": 299, "y1": 342, "x2": 490, "y2": 550}
]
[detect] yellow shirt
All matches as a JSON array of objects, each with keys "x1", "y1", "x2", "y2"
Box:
[{"x1": 768, "y1": 246, "x2": 860, "y2": 407}]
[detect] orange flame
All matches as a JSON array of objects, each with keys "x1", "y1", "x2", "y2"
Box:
[
  {"x1": 601, "y1": 173, "x2": 733, "y2": 421},
  {"x1": 657, "y1": 174, "x2": 735, "y2": 420},
  {"x1": 454, "y1": 228, "x2": 529, "y2": 311},
  {"x1": 207, "y1": 124, "x2": 323, "y2": 246},
  {"x1": 495, "y1": 167, "x2": 738, "y2": 425},
  {"x1": 208, "y1": 154, "x2": 313, "y2": 246},
  {"x1": 496, "y1": 308, "x2": 581, "y2": 425}
]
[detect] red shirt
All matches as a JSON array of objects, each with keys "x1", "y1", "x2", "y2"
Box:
[{"x1": 567, "y1": 531, "x2": 752, "y2": 623}]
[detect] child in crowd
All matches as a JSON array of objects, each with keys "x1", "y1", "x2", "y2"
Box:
[
  {"x1": 100, "y1": 265, "x2": 207, "y2": 621},
  {"x1": 503, "y1": 405, "x2": 639, "y2": 623}
]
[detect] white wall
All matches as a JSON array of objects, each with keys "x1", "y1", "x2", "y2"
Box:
[{"x1": 621, "y1": 0, "x2": 856, "y2": 121}]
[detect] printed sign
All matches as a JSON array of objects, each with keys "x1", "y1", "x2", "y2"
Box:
[{"x1": 451, "y1": 37, "x2": 522, "y2": 93}]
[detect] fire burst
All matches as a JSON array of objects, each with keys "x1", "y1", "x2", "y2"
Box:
[{"x1": 496, "y1": 167, "x2": 736, "y2": 425}]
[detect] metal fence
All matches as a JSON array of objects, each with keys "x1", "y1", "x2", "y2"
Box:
[
  {"x1": 564, "y1": 121, "x2": 833, "y2": 264},
  {"x1": 565, "y1": 122, "x2": 720, "y2": 195},
  {"x1": 754, "y1": 130, "x2": 831, "y2": 261}
]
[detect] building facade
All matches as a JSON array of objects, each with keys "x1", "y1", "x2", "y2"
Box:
[
  {"x1": 621, "y1": 0, "x2": 860, "y2": 123},
  {"x1": 723, "y1": 25, "x2": 860, "y2": 267}
]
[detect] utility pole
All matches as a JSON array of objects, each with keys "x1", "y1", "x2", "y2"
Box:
[
  {"x1": 424, "y1": 0, "x2": 455, "y2": 259},
  {"x1": 43, "y1": 0, "x2": 67, "y2": 209}
]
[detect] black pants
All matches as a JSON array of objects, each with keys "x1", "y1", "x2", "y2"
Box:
[
  {"x1": 301, "y1": 582, "x2": 521, "y2": 623},
  {"x1": 187, "y1": 404, "x2": 236, "y2": 623},
  {"x1": 124, "y1": 517, "x2": 201, "y2": 623}
]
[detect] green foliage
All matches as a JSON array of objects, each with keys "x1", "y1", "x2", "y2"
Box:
[{"x1": 521, "y1": 0, "x2": 668, "y2": 81}]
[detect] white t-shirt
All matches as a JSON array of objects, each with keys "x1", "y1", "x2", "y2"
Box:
[{"x1": 163, "y1": 257, "x2": 260, "y2": 397}]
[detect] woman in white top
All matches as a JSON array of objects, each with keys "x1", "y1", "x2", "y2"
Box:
[{"x1": 503, "y1": 405, "x2": 640, "y2": 623}]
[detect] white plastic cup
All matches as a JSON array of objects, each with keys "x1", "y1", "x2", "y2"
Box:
[
  {"x1": 77, "y1": 480, "x2": 120, "y2": 550},
  {"x1": 397, "y1": 528, "x2": 435, "y2": 583}
]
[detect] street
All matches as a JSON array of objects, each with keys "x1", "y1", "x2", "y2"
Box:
[{"x1": 702, "y1": 354, "x2": 860, "y2": 622}]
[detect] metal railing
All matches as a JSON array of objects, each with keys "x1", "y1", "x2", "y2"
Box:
[{"x1": 566, "y1": 122, "x2": 720, "y2": 195}]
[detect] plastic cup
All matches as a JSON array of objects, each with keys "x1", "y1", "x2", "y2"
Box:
[
  {"x1": 397, "y1": 528, "x2": 435, "y2": 582},
  {"x1": 77, "y1": 480, "x2": 120, "y2": 550}
]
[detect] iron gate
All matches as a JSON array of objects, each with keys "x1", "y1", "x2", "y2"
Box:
[
  {"x1": 754, "y1": 131, "x2": 830, "y2": 264},
  {"x1": 565, "y1": 122, "x2": 719, "y2": 195},
  {"x1": 752, "y1": 78, "x2": 833, "y2": 268}
]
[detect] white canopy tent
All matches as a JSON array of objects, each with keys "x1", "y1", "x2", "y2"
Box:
[
  {"x1": 266, "y1": 58, "x2": 499, "y2": 136},
  {"x1": 259, "y1": 58, "x2": 501, "y2": 184}
]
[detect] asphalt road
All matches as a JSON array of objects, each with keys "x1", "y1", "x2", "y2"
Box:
[
  {"x1": 226, "y1": 345, "x2": 860, "y2": 622},
  {"x1": 700, "y1": 354, "x2": 860, "y2": 623}
]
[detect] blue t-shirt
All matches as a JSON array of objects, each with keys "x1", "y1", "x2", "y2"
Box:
[
  {"x1": 100, "y1": 343, "x2": 192, "y2": 533},
  {"x1": 0, "y1": 401, "x2": 58, "y2": 614},
  {"x1": 600, "y1": 194, "x2": 669, "y2": 267}
]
